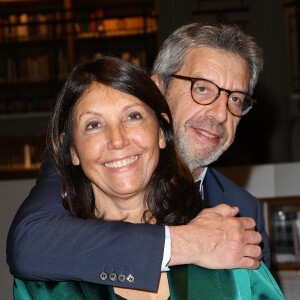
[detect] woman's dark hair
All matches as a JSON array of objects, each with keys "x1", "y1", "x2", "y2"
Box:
[{"x1": 48, "y1": 56, "x2": 204, "y2": 225}]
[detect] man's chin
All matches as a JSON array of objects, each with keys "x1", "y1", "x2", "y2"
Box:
[{"x1": 193, "y1": 147, "x2": 227, "y2": 168}]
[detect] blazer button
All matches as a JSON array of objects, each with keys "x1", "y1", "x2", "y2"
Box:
[
  {"x1": 109, "y1": 272, "x2": 117, "y2": 281},
  {"x1": 118, "y1": 274, "x2": 126, "y2": 282},
  {"x1": 99, "y1": 271, "x2": 108, "y2": 281},
  {"x1": 126, "y1": 274, "x2": 135, "y2": 283}
]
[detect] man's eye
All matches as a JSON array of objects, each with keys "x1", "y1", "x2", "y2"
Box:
[
  {"x1": 230, "y1": 95, "x2": 243, "y2": 105},
  {"x1": 193, "y1": 83, "x2": 210, "y2": 95},
  {"x1": 197, "y1": 86, "x2": 207, "y2": 93},
  {"x1": 86, "y1": 122, "x2": 101, "y2": 129}
]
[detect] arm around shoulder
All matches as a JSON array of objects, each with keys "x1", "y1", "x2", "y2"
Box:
[{"x1": 7, "y1": 150, "x2": 165, "y2": 291}]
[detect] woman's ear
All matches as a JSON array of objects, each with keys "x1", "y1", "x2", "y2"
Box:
[
  {"x1": 59, "y1": 132, "x2": 65, "y2": 144},
  {"x1": 70, "y1": 147, "x2": 80, "y2": 166},
  {"x1": 158, "y1": 128, "x2": 167, "y2": 149}
]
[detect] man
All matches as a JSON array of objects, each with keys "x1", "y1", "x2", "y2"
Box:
[
  {"x1": 151, "y1": 23, "x2": 269, "y2": 269},
  {"x1": 7, "y1": 23, "x2": 267, "y2": 292}
]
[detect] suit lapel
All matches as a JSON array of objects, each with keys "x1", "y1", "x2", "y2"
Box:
[{"x1": 203, "y1": 167, "x2": 224, "y2": 207}]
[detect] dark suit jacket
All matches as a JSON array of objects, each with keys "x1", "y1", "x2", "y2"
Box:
[
  {"x1": 204, "y1": 167, "x2": 270, "y2": 268},
  {"x1": 6, "y1": 151, "x2": 270, "y2": 292}
]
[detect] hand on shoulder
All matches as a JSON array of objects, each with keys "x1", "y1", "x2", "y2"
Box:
[{"x1": 168, "y1": 204, "x2": 262, "y2": 269}]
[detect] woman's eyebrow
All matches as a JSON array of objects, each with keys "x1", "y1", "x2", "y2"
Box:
[{"x1": 78, "y1": 110, "x2": 103, "y2": 119}]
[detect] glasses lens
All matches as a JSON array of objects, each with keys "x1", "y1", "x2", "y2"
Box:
[
  {"x1": 192, "y1": 79, "x2": 218, "y2": 104},
  {"x1": 228, "y1": 92, "x2": 253, "y2": 116}
]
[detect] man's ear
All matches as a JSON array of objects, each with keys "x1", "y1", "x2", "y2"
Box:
[
  {"x1": 151, "y1": 74, "x2": 165, "y2": 95},
  {"x1": 70, "y1": 147, "x2": 80, "y2": 166},
  {"x1": 161, "y1": 112, "x2": 170, "y2": 123}
]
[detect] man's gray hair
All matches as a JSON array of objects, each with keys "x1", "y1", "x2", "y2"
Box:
[{"x1": 152, "y1": 23, "x2": 263, "y2": 95}]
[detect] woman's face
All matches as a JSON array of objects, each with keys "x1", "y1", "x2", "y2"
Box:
[{"x1": 70, "y1": 83, "x2": 166, "y2": 201}]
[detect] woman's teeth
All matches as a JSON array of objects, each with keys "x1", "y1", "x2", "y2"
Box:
[{"x1": 104, "y1": 155, "x2": 138, "y2": 168}]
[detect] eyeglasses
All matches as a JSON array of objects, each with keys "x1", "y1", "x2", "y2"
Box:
[{"x1": 171, "y1": 74, "x2": 256, "y2": 117}]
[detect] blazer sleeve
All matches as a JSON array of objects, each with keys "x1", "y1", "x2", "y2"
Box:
[{"x1": 6, "y1": 150, "x2": 165, "y2": 292}]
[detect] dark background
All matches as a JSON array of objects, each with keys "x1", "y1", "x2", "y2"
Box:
[
  {"x1": 0, "y1": 0, "x2": 299, "y2": 168},
  {"x1": 158, "y1": 0, "x2": 300, "y2": 167}
]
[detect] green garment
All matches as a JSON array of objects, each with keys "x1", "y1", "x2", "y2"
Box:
[{"x1": 14, "y1": 262, "x2": 284, "y2": 300}]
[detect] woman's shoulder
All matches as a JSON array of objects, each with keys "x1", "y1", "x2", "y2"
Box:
[
  {"x1": 13, "y1": 279, "x2": 116, "y2": 300},
  {"x1": 184, "y1": 264, "x2": 285, "y2": 300},
  {"x1": 245, "y1": 262, "x2": 285, "y2": 299}
]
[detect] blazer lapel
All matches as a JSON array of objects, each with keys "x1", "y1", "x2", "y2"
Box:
[{"x1": 203, "y1": 167, "x2": 224, "y2": 207}]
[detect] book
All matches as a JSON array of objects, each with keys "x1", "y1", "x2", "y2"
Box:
[{"x1": 17, "y1": 13, "x2": 29, "y2": 37}]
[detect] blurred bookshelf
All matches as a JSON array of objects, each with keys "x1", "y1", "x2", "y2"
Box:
[
  {"x1": 0, "y1": 0, "x2": 158, "y2": 114},
  {"x1": 261, "y1": 196, "x2": 300, "y2": 299},
  {"x1": 0, "y1": 133, "x2": 46, "y2": 179},
  {"x1": 0, "y1": 0, "x2": 158, "y2": 179}
]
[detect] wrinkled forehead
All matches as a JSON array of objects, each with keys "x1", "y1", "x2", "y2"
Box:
[{"x1": 181, "y1": 47, "x2": 250, "y2": 90}]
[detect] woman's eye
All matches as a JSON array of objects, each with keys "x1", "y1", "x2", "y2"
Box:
[
  {"x1": 128, "y1": 112, "x2": 142, "y2": 120},
  {"x1": 86, "y1": 122, "x2": 101, "y2": 130}
]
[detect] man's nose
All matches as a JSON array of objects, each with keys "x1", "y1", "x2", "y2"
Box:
[
  {"x1": 107, "y1": 125, "x2": 130, "y2": 150},
  {"x1": 205, "y1": 91, "x2": 228, "y2": 123}
]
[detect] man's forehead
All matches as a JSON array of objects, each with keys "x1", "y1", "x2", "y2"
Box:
[
  {"x1": 180, "y1": 47, "x2": 250, "y2": 89},
  {"x1": 183, "y1": 47, "x2": 248, "y2": 69}
]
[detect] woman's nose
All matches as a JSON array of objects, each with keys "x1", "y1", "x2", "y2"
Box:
[{"x1": 107, "y1": 125, "x2": 130, "y2": 150}]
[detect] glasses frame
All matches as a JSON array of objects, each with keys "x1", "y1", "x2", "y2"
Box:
[{"x1": 171, "y1": 74, "x2": 256, "y2": 117}]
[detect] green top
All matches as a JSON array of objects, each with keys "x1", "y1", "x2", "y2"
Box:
[{"x1": 14, "y1": 262, "x2": 285, "y2": 300}]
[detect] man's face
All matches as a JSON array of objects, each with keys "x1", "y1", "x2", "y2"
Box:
[{"x1": 165, "y1": 47, "x2": 250, "y2": 178}]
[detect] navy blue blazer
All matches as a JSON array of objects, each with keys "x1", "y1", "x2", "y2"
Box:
[
  {"x1": 6, "y1": 151, "x2": 270, "y2": 293},
  {"x1": 203, "y1": 168, "x2": 270, "y2": 268}
]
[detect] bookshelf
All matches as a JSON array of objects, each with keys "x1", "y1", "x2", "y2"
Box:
[
  {"x1": 261, "y1": 196, "x2": 300, "y2": 269},
  {"x1": 0, "y1": 0, "x2": 158, "y2": 115},
  {"x1": 0, "y1": 133, "x2": 46, "y2": 179},
  {"x1": 0, "y1": 0, "x2": 158, "y2": 179},
  {"x1": 261, "y1": 196, "x2": 300, "y2": 298}
]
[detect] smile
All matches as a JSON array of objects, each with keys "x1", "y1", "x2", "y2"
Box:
[
  {"x1": 104, "y1": 155, "x2": 139, "y2": 169},
  {"x1": 195, "y1": 129, "x2": 218, "y2": 139}
]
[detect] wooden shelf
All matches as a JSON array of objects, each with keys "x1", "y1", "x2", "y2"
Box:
[
  {"x1": 0, "y1": 166, "x2": 40, "y2": 180},
  {"x1": 0, "y1": 0, "x2": 158, "y2": 113},
  {"x1": 260, "y1": 196, "x2": 300, "y2": 271},
  {"x1": 272, "y1": 262, "x2": 300, "y2": 270}
]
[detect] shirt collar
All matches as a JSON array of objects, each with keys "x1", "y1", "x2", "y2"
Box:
[{"x1": 194, "y1": 167, "x2": 208, "y2": 187}]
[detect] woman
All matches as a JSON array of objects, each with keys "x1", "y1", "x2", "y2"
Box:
[{"x1": 14, "y1": 56, "x2": 284, "y2": 299}]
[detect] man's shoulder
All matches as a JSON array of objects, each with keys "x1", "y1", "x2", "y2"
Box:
[{"x1": 206, "y1": 167, "x2": 260, "y2": 204}]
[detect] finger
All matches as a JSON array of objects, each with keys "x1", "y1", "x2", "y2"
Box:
[
  {"x1": 236, "y1": 257, "x2": 261, "y2": 270},
  {"x1": 243, "y1": 244, "x2": 262, "y2": 260},
  {"x1": 244, "y1": 230, "x2": 262, "y2": 245},
  {"x1": 204, "y1": 204, "x2": 239, "y2": 217},
  {"x1": 238, "y1": 216, "x2": 256, "y2": 230}
]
